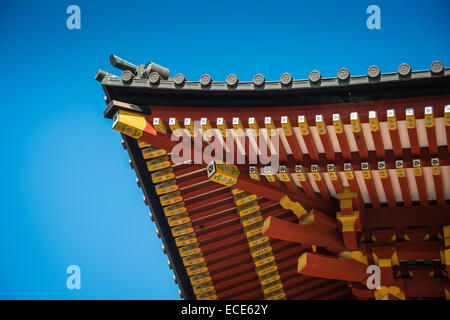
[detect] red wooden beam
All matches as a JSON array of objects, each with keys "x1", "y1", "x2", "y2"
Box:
[
  {"x1": 184, "y1": 190, "x2": 233, "y2": 211},
  {"x1": 213, "y1": 272, "x2": 259, "y2": 292},
  {"x1": 297, "y1": 252, "x2": 368, "y2": 282},
  {"x1": 360, "y1": 204, "x2": 450, "y2": 229},
  {"x1": 360, "y1": 168, "x2": 380, "y2": 208},
  {"x1": 297, "y1": 116, "x2": 319, "y2": 161},
  {"x1": 368, "y1": 111, "x2": 386, "y2": 159},
  {"x1": 405, "y1": 108, "x2": 421, "y2": 156},
  {"x1": 424, "y1": 106, "x2": 439, "y2": 155},
  {"x1": 146, "y1": 95, "x2": 450, "y2": 126},
  {"x1": 386, "y1": 109, "x2": 403, "y2": 158},
  {"x1": 181, "y1": 182, "x2": 226, "y2": 201},
  {"x1": 332, "y1": 113, "x2": 352, "y2": 160},
  {"x1": 283, "y1": 133, "x2": 303, "y2": 161},
  {"x1": 294, "y1": 281, "x2": 348, "y2": 300},
  {"x1": 363, "y1": 241, "x2": 442, "y2": 261},
  {"x1": 445, "y1": 105, "x2": 450, "y2": 153},
  {"x1": 315, "y1": 286, "x2": 354, "y2": 300},
  {"x1": 350, "y1": 112, "x2": 369, "y2": 160},
  {"x1": 208, "y1": 258, "x2": 255, "y2": 280},
  {"x1": 262, "y1": 216, "x2": 344, "y2": 253},
  {"x1": 284, "y1": 278, "x2": 331, "y2": 297},
  {"x1": 412, "y1": 163, "x2": 428, "y2": 206},
  {"x1": 309, "y1": 170, "x2": 331, "y2": 200},
  {"x1": 395, "y1": 164, "x2": 412, "y2": 207},
  {"x1": 235, "y1": 173, "x2": 337, "y2": 216},
  {"x1": 315, "y1": 115, "x2": 335, "y2": 161},
  {"x1": 431, "y1": 162, "x2": 445, "y2": 205},
  {"x1": 195, "y1": 219, "x2": 242, "y2": 242},
  {"x1": 404, "y1": 278, "x2": 449, "y2": 298},
  {"x1": 200, "y1": 233, "x2": 246, "y2": 254},
  {"x1": 377, "y1": 166, "x2": 396, "y2": 207}
]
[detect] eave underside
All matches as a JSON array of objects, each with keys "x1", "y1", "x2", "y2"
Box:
[{"x1": 105, "y1": 74, "x2": 450, "y2": 300}]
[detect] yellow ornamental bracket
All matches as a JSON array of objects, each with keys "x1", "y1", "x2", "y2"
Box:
[
  {"x1": 183, "y1": 253, "x2": 205, "y2": 267},
  {"x1": 175, "y1": 233, "x2": 197, "y2": 247},
  {"x1": 375, "y1": 286, "x2": 405, "y2": 300},
  {"x1": 351, "y1": 251, "x2": 368, "y2": 265},
  {"x1": 378, "y1": 161, "x2": 388, "y2": 179},
  {"x1": 361, "y1": 162, "x2": 371, "y2": 179},
  {"x1": 431, "y1": 158, "x2": 440, "y2": 176},
  {"x1": 327, "y1": 164, "x2": 338, "y2": 181},
  {"x1": 262, "y1": 166, "x2": 276, "y2": 182},
  {"x1": 184, "y1": 118, "x2": 196, "y2": 137},
  {"x1": 169, "y1": 118, "x2": 182, "y2": 137},
  {"x1": 336, "y1": 212, "x2": 359, "y2": 232},
  {"x1": 201, "y1": 118, "x2": 213, "y2": 137},
  {"x1": 278, "y1": 166, "x2": 290, "y2": 182},
  {"x1": 444, "y1": 249, "x2": 450, "y2": 266},
  {"x1": 234, "y1": 192, "x2": 258, "y2": 206},
  {"x1": 350, "y1": 112, "x2": 361, "y2": 133},
  {"x1": 152, "y1": 117, "x2": 167, "y2": 134},
  {"x1": 160, "y1": 191, "x2": 183, "y2": 206},
  {"x1": 395, "y1": 160, "x2": 405, "y2": 178},
  {"x1": 280, "y1": 116, "x2": 293, "y2": 136},
  {"x1": 232, "y1": 117, "x2": 245, "y2": 137},
  {"x1": 298, "y1": 115, "x2": 310, "y2": 135},
  {"x1": 332, "y1": 114, "x2": 344, "y2": 134},
  {"x1": 138, "y1": 139, "x2": 151, "y2": 148},
  {"x1": 311, "y1": 164, "x2": 321, "y2": 181},
  {"x1": 231, "y1": 188, "x2": 244, "y2": 196},
  {"x1": 190, "y1": 273, "x2": 211, "y2": 286},
  {"x1": 295, "y1": 165, "x2": 306, "y2": 182},
  {"x1": 264, "y1": 117, "x2": 277, "y2": 136},
  {"x1": 237, "y1": 201, "x2": 260, "y2": 217},
  {"x1": 112, "y1": 110, "x2": 148, "y2": 139},
  {"x1": 386, "y1": 109, "x2": 397, "y2": 130},
  {"x1": 424, "y1": 106, "x2": 435, "y2": 128},
  {"x1": 368, "y1": 111, "x2": 380, "y2": 132},
  {"x1": 279, "y1": 195, "x2": 308, "y2": 220},
  {"x1": 151, "y1": 168, "x2": 175, "y2": 183},
  {"x1": 405, "y1": 108, "x2": 416, "y2": 129},
  {"x1": 248, "y1": 117, "x2": 260, "y2": 136},
  {"x1": 146, "y1": 156, "x2": 171, "y2": 172},
  {"x1": 142, "y1": 146, "x2": 166, "y2": 159},
  {"x1": 445, "y1": 105, "x2": 450, "y2": 127},
  {"x1": 207, "y1": 160, "x2": 240, "y2": 186},
  {"x1": 444, "y1": 225, "x2": 450, "y2": 247},
  {"x1": 413, "y1": 159, "x2": 422, "y2": 176},
  {"x1": 171, "y1": 223, "x2": 194, "y2": 238},
  {"x1": 339, "y1": 250, "x2": 368, "y2": 265},
  {"x1": 216, "y1": 117, "x2": 228, "y2": 137},
  {"x1": 315, "y1": 115, "x2": 327, "y2": 135},
  {"x1": 155, "y1": 179, "x2": 178, "y2": 195}
]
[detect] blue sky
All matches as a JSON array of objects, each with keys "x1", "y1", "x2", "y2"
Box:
[{"x1": 0, "y1": 0, "x2": 449, "y2": 299}]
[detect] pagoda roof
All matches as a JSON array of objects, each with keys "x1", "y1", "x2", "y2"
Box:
[{"x1": 96, "y1": 55, "x2": 450, "y2": 300}]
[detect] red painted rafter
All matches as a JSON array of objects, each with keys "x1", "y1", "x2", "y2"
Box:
[
  {"x1": 424, "y1": 107, "x2": 439, "y2": 155},
  {"x1": 360, "y1": 204, "x2": 450, "y2": 229},
  {"x1": 262, "y1": 216, "x2": 343, "y2": 253},
  {"x1": 297, "y1": 253, "x2": 367, "y2": 282},
  {"x1": 432, "y1": 167, "x2": 445, "y2": 205},
  {"x1": 378, "y1": 169, "x2": 397, "y2": 207},
  {"x1": 368, "y1": 111, "x2": 386, "y2": 159}
]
